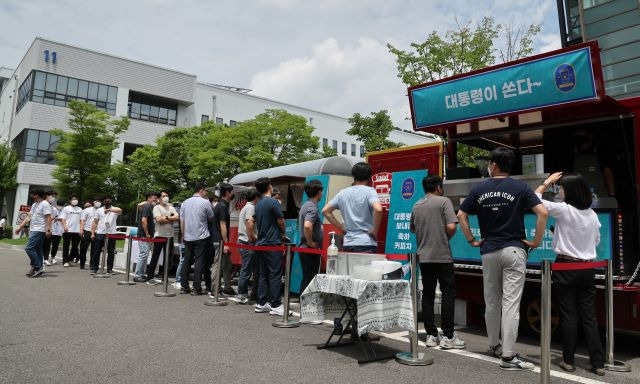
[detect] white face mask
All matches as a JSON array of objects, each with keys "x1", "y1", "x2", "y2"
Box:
[
  {"x1": 162, "y1": 196, "x2": 169, "y2": 204},
  {"x1": 48, "y1": 197, "x2": 56, "y2": 204},
  {"x1": 71, "y1": 199, "x2": 78, "y2": 206},
  {"x1": 94, "y1": 201, "x2": 102, "y2": 208}
]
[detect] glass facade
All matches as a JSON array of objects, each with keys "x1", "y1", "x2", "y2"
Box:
[
  {"x1": 11, "y1": 129, "x2": 60, "y2": 164},
  {"x1": 16, "y1": 70, "x2": 117, "y2": 115},
  {"x1": 127, "y1": 95, "x2": 177, "y2": 126},
  {"x1": 351, "y1": 143, "x2": 356, "y2": 156},
  {"x1": 342, "y1": 142, "x2": 347, "y2": 155}
]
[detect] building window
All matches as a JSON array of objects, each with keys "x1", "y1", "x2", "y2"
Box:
[
  {"x1": 332, "y1": 140, "x2": 337, "y2": 150},
  {"x1": 128, "y1": 93, "x2": 177, "y2": 126},
  {"x1": 11, "y1": 129, "x2": 60, "y2": 164},
  {"x1": 201, "y1": 115, "x2": 209, "y2": 124},
  {"x1": 229, "y1": 120, "x2": 237, "y2": 127},
  {"x1": 351, "y1": 143, "x2": 356, "y2": 156},
  {"x1": 16, "y1": 70, "x2": 117, "y2": 115},
  {"x1": 322, "y1": 138, "x2": 328, "y2": 148},
  {"x1": 216, "y1": 117, "x2": 223, "y2": 125},
  {"x1": 342, "y1": 142, "x2": 347, "y2": 155},
  {"x1": 123, "y1": 142, "x2": 144, "y2": 163},
  {"x1": 360, "y1": 145, "x2": 365, "y2": 158}
]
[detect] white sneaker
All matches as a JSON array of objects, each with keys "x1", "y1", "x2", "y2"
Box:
[
  {"x1": 269, "y1": 305, "x2": 292, "y2": 316},
  {"x1": 255, "y1": 303, "x2": 272, "y2": 313},
  {"x1": 63, "y1": 262, "x2": 70, "y2": 267},
  {"x1": 425, "y1": 335, "x2": 440, "y2": 347},
  {"x1": 44, "y1": 259, "x2": 52, "y2": 266},
  {"x1": 50, "y1": 258, "x2": 58, "y2": 265},
  {"x1": 500, "y1": 354, "x2": 535, "y2": 371},
  {"x1": 440, "y1": 333, "x2": 466, "y2": 349},
  {"x1": 172, "y1": 282, "x2": 181, "y2": 290}
]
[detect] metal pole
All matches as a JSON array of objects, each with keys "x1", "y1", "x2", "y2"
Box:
[
  {"x1": 93, "y1": 235, "x2": 110, "y2": 278},
  {"x1": 604, "y1": 259, "x2": 631, "y2": 372},
  {"x1": 396, "y1": 252, "x2": 433, "y2": 366},
  {"x1": 273, "y1": 244, "x2": 300, "y2": 328},
  {"x1": 155, "y1": 238, "x2": 175, "y2": 297},
  {"x1": 118, "y1": 234, "x2": 136, "y2": 285},
  {"x1": 205, "y1": 241, "x2": 228, "y2": 306},
  {"x1": 540, "y1": 260, "x2": 551, "y2": 384}
]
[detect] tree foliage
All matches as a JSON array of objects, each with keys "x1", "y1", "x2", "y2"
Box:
[
  {"x1": 347, "y1": 110, "x2": 403, "y2": 153},
  {"x1": 0, "y1": 142, "x2": 19, "y2": 214},
  {"x1": 51, "y1": 100, "x2": 128, "y2": 201}
]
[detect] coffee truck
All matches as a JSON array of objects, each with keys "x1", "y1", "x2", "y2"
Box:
[{"x1": 368, "y1": 42, "x2": 640, "y2": 336}]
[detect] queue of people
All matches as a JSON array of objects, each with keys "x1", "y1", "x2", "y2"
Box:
[{"x1": 13, "y1": 149, "x2": 607, "y2": 376}]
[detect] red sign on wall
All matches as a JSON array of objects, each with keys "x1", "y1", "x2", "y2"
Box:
[{"x1": 372, "y1": 172, "x2": 392, "y2": 211}]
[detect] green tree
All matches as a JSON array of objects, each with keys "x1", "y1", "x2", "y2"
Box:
[
  {"x1": 387, "y1": 17, "x2": 540, "y2": 167},
  {"x1": 0, "y1": 143, "x2": 19, "y2": 215},
  {"x1": 347, "y1": 110, "x2": 403, "y2": 153},
  {"x1": 322, "y1": 145, "x2": 338, "y2": 158},
  {"x1": 51, "y1": 100, "x2": 129, "y2": 201}
]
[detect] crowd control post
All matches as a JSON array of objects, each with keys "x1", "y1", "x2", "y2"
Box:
[
  {"x1": 396, "y1": 252, "x2": 433, "y2": 366},
  {"x1": 205, "y1": 241, "x2": 228, "y2": 307},
  {"x1": 155, "y1": 238, "x2": 175, "y2": 297},
  {"x1": 273, "y1": 244, "x2": 299, "y2": 328},
  {"x1": 604, "y1": 259, "x2": 631, "y2": 372},
  {"x1": 118, "y1": 234, "x2": 135, "y2": 285},
  {"x1": 93, "y1": 236, "x2": 110, "y2": 278},
  {"x1": 540, "y1": 260, "x2": 552, "y2": 384}
]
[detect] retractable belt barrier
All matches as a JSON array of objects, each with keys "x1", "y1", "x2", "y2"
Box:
[
  {"x1": 106, "y1": 234, "x2": 127, "y2": 240},
  {"x1": 131, "y1": 237, "x2": 167, "y2": 243},
  {"x1": 551, "y1": 260, "x2": 608, "y2": 271},
  {"x1": 225, "y1": 242, "x2": 326, "y2": 255}
]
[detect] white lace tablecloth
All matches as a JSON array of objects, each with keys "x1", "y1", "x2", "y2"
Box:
[{"x1": 300, "y1": 274, "x2": 414, "y2": 336}]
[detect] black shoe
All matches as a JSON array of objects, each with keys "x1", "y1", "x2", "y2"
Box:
[
  {"x1": 31, "y1": 267, "x2": 44, "y2": 277},
  {"x1": 133, "y1": 276, "x2": 147, "y2": 282},
  {"x1": 558, "y1": 361, "x2": 575, "y2": 372},
  {"x1": 180, "y1": 287, "x2": 192, "y2": 294},
  {"x1": 90, "y1": 270, "x2": 97, "y2": 275},
  {"x1": 25, "y1": 267, "x2": 35, "y2": 277},
  {"x1": 222, "y1": 287, "x2": 236, "y2": 295},
  {"x1": 79, "y1": 265, "x2": 85, "y2": 270},
  {"x1": 191, "y1": 289, "x2": 205, "y2": 296}
]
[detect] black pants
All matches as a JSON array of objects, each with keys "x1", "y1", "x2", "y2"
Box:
[
  {"x1": 182, "y1": 238, "x2": 208, "y2": 291},
  {"x1": 90, "y1": 235, "x2": 116, "y2": 272},
  {"x1": 42, "y1": 235, "x2": 62, "y2": 260},
  {"x1": 419, "y1": 262, "x2": 456, "y2": 339},
  {"x1": 299, "y1": 246, "x2": 321, "y2": 294},
  {"x1": 250, "y1": 252, "x2": 261, "y2": 301},
  {"x1": 553, "y1": 268, "x2": 605, "y2": 368},
  {"x1": 79, "y1": 230, "x2": 93, "y2": 267},
  {"x1": 146, "y1": 237, "x2": 172, "y2": 281},
  {"x1": 62, "y1": 232, "x2": 81, "y2": 263}
]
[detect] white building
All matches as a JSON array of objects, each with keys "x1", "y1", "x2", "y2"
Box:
[{"x1": 0, "y1": 37, "x2": 433, "y2": 227}]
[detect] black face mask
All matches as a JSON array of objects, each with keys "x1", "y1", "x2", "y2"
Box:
[{"x1": 104, "y1": 202, "x2": 112, "y2": 208}]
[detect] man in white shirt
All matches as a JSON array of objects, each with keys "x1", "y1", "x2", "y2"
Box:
[
  {"x1": 60, "y1": 194, "x2": 83, "y2": 267},
  {"x1": 90, "y1": 195, "x2": 122, "y2": 275},
  {"x1": 79, "y1": 199, "x2": 100, "y2": 269},
  {"x1": 15, "y1": 189, "x2": 52, "y2": 277},
  {"x1": 0, "y1": 215, "x2": 6, "y2": 239},
  {"x1": 43, "y1": 191, "x2": 62, "y2": 266},
  {"x1": 144, "y1": 191, "x2": 179, "y2": 285}
]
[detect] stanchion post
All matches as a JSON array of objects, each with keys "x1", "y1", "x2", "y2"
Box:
[
  {"x1": 396, "y1": 252, "x2": 433, "y2": 366},
  {"x1": 155, "y1": 238, "x2": 175, "y2": 297},
  {"x1": 118, "y1": 234, "x2": 135, "y2": 285},
  {"x1": 204, "y1": 241, "x2": 228, "y2": 307},
  {"x1": 604, "y1": 259, "x2": 631, "y2": 372},
  {"x1": 273, "y1": 244, "x2": 300, "y2": 328},
  {"x1": 94, "y1": 235, "x2": 110, "y2": 278},
  {"x1": 540, "y1": 260, "x2": 551, "y2": 384}
]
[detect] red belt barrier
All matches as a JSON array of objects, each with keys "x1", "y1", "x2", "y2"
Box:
[
  {"x1": 106, "y1": 234, "x2": 127, "y2": 240},
  {"x1": 551, "y1": 260, "x2": 608, "y2": 271},
  {"x1": 290, "y1": 247, "x2": 324, "y2": 255},
  {"x1": 226, "y1": 243, "x2": 285, "y2": 252},
  {"x1": 132, "y1": 236, "x2": 167, "y2": 243}
]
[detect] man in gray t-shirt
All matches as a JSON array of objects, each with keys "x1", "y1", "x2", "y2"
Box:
[
  {"x1": 410, "y1": 175, "x2": 465, "y2": 350},
  {"x1": 299, "y1": 179, "x2": 324, "y2": 295}
]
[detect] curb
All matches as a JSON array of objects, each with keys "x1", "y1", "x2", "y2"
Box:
[{"x1": 0, "y1": 243, "x2": 26, "y2": 251}]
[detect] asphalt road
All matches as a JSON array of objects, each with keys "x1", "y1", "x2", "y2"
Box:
[{"x1": 0, "y1": 246, "x2": 637, "y2": 384}]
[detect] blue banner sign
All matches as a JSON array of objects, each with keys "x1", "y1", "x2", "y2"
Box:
[
  {"x1": 449, "y1": 212, "x2": 613, "y2": 264},
  {"x1": 385, "y1": 170, "x2": 428, "y2": 255},
  {"x1": 410, "y1": 46, "x2": 598, "y2": 129}
]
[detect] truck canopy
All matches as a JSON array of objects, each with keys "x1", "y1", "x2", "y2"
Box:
[{"x1": 229, "y1": 156, "x2": 357, "y2": 185}]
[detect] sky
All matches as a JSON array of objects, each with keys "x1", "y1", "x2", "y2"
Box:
[{"x1": 0, "y1": 0, "x2": 562, "y2": 129}]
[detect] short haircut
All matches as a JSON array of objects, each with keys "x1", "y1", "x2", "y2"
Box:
[
  {"x1": 247, "y1": 188, "x2": 261, "y2": 202},
  {"x1": 490, "y1": 147, "x2": 515, "y2": 174},
  {"x1": 255, "y1": 178, "x2": 271, "y2": 194},
  {"x1": 45, "y1": 190, "x2": 56, "y2": 196},
  {"x1": 351, "y1": 162, "x2": 372, "y2": 182},
  {"x1": 304, "y1": 179, "x2": 324, "y2": 199},
  {"x1": 145, "y1": 192, "x2": 158, "y2": 199},
  {"x1": 219, "y1": 183, "x2": 233, "y2": 197},
  {"x1": 101, "y1": 194, "x2": 113, "y2": 201},
  {"x1": 193, "y1": 182, "x2": 207, "y2": 193},
  {"x1": 31, "y1": 189, "x2": 45, "y2": 198},
  {"x1": 560, "y1": 173, "x2": 592, "y2": 210},
  {"x1": 68, "y1": 195, "x2": 78, "y2": 201},
  {"x1": 422, "y1": 175, "x2": 443, "y2": 193},
  {"x1": 160, "y1": 190, "x2": 170, "y2": 197}
]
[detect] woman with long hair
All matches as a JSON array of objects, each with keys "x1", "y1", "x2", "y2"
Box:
[{"x1": 535, "y1": 172, "x2": 605, "y2": 376}]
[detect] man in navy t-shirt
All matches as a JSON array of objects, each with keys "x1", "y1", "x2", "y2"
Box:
[
  {"x1": 253, "y1": 177, "x2": 287, "y2": 316},
  {"x1": 458, "y1": 147, "x2": 547, "y2": 371}
]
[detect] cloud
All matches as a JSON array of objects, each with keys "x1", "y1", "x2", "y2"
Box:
[{"x1": 538, "y1": 33, "x2": 562, "y2": 53}]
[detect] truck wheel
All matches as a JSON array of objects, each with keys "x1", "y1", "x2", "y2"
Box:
[{"x1": 521, "y1": 296, "x2": 560, "y2": 338}]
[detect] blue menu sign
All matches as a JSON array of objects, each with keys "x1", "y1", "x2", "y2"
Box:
[
  {"x1": 385, "y1": 170, "x2": 428, "y2": 254},
  {"x1": 410, "y1": 46, "x2": 599, "y2": 130}
]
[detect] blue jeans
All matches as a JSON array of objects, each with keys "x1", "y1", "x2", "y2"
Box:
[
  {"x1": 25, "y1": 231, "x2": 46, "y2": 268},
  {"x1": 257, "y1": 249, "x2": 282, "y2": 307},
  {"x1": 175, "y1": 244, "x2": 185, "y2": 283},
  {"x1": 237, "y1": 241, "x2": 255, "y2": 295},
  {"x1": 343, "y1": 245, "x2": 378, "y2": 253},
  {"x1": 135, "y1": 241, "x2": 152, "y2": 277}
]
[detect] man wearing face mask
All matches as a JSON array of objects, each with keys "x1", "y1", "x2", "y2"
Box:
[
  {"x1": 134, "y1": 192, "x2": 159, "y2": 282},
  {"x1": 79, "y1": 199, "x2": 100, "y2": 269},
  {"x1": 144, "y1": 191, "x2": 179, "y2": 285},
  {"x1": 90, "y1": 195, "x2": 123, "y2": 275},
  {"x1": 210, "y1": 183, "x2": 235, "y2": 296},
  {"x1": 43, "y1": 191, "x2": 61, "y2": 266},
  {"x1": 60, "y1": 194, "x2": 83, "y2": 267}
]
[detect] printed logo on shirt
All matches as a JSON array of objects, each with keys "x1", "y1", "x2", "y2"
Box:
[{"x1": 476, "y1": 191, "x2": 516, "y2": 211}]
